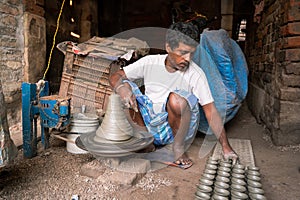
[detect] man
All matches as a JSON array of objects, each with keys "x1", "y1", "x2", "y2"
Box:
[{"x1": 109, "y1": 22, "x2": 238, "y2": 167}]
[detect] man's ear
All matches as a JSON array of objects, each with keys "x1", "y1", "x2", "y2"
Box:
[{"x1": 165, "y1": 43, "x2": 171, "y2": 53}]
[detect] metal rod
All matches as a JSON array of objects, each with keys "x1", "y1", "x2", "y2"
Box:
[{"x1": 51, "y1": 134, "x2": 75, "y2": 144}]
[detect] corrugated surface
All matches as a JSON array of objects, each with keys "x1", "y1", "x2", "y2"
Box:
[
  {"x1": 212, "y1": 138, "x2": 255, "y2": 167},
  {"x1": 59, "y1": 45, "x2": 116, "y2": 113}
]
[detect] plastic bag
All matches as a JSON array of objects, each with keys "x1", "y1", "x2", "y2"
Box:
[{"x1": 193, "y1": 29, "x2": 248, "y2": 134}]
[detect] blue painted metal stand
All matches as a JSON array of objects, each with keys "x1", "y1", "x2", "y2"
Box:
[
  {"x1": 22, "y1": 82, "x2": 49, "y2": 158},
  {"x1": 21, "y1": 81, "x2": 71, "y2": 158}
]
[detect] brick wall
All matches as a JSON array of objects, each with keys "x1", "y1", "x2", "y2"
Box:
[
  {"x1": 0, "y1": 0, "x2": 24, "y2": 126},
  {"x1": 0, "y1": 0, "x2": 45, "y2": 127},
  {"x1": 246, "y1": 0, "x2": 300, "y2": 145},
  {"x1": 1, "y1": 0, "x2": 98, "y2": 127}
]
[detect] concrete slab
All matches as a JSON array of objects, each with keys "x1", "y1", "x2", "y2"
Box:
[
  {"x1": 79, "y1": 159, "x2": 106, "y2": 179},
  {"x1": 109, "y1": 171, "x2": 144, "y2": 186}
]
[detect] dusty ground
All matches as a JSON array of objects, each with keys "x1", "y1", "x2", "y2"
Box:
[{"x1": 0, "y1": 103, "x2": 299, "y2": 200}]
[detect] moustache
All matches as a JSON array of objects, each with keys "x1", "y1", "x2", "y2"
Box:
[{"x1": 180, "y1": 61, "x2": 189, "y2": 67}]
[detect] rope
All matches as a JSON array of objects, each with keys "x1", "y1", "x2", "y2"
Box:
[{"x1": 43, "y1": 0, "x2": 66, "y2": 80}]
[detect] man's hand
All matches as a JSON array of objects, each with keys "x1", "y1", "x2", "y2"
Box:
[
  {"x1": 115, "y1": 84, "x2": 138, "y2": 112},
  {"x1": 222, "y1": 150, "x2": 239, "y2": 165}
]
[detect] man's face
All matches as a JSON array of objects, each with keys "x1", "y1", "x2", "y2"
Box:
[{"x1": 166, "y1": 42, "x2": 196, "y2": 72}]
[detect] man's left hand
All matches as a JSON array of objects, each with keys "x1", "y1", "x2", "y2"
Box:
[{"x1": 223, "y1": 150, "x2": 239, "y2": 165}]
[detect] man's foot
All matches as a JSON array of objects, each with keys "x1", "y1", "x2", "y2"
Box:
[{"x1": 174, "y1": 153, "x2": 193, "y2": 169}]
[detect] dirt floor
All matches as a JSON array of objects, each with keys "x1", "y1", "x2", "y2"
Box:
[{"x1": 0, "y1": 103, "x2": 299, "y2": 200}]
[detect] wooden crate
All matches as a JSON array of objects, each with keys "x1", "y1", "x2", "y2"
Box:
[
  {"x1": 59, "y1": 44, "x2": 117, "y2": 113},
  {"x1": 58, "y1": 37, "x2": 149, "y2": 113}
]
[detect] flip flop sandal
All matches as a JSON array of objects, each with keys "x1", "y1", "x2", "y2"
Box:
[
  {"x1": 155, "y1": 160, "x2": 193, "y2": 169},
  {"x1": 174, "y1": 162, "x2": 193, "y2": 169}
]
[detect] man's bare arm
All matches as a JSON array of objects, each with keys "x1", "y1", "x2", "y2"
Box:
[
  {"x1": 202, "y1": 102, "x2": 235, "y2": 155},
  {"x1": 108, "y1": 69, "x2": 127, "y2": 89},
  {"x1": 108, "y1": 69, "x2": 138, "y2": 112}
]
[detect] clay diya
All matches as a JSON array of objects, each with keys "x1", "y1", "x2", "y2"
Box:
[
  {"x1": 217, "y1": 170, "x2": 230, "y2": 177},
  {"x1": 249, "y1": 193, "x2": 267, "y2": 200},
  {"x1": 201, "y1": 173, "x2": 215, "y2": 180},
  {"x1": 215, "y1": 175, "x2": 230, "y2": 183},
  {"x1": 231, "y1": 177, "x2": 247, "y2": 186},
  {"x1": 247, "y1": 170, "x2": 261, "y2": 176},
  {"x1": 197, "y1": 184, "x2": 213, "y2": 193},
  {"x1": 207, "y1": 159, "x2": 219, "y2": 165},
  {"x1": 218, "y1": 166, "x2": 231, "y2": 173},
  {"x1": 233, "y1": 164, "x2": 245, "y2": 170},
  {"x1": 247, "y1": 174, "x2": 261, "y2": 181},
  {"x1": 230, "y1": 184, "x2": 247, "y2": 192},
  {"x1": 247, "y1": 179, "x2": 262, "y2": 188},
  {"x1": 214, "y1": 187, "x2": 230, "y2": 197},
  {"x1": 204, "y1": 168, "x2": 217, "y2": 175},
  {"x1": 219, "y1": 162, "x2": 232, "y2": 168},
  {"x1": 231, "y1": 191, "x2": 248, "y2": 200},
  {"x1": 232, "y1": 168, "x2": 245, "y2": 174},
  {"x1": 248, "y1": 186, "x2": 265, "y2": 194},
  {"x1": 247, "y1": 166, "x2": 260, "y2": 171},
  {"x1": 199, "y1": 178, "x2": 214, "y2": 186},
  {"x1": 195, "y1": 191, "x2": 210, "y2": 200},
  {"x1": 214, "y1": 181, "x2": 230, "y2": 189},
  {"x1": 212, "y1": 193, "x2": 229, "y2": 200},
  {"x1": 206, "y1": 163, "x2": 218, "y2": 170},
  {"x1": 231, "y1": 173, "x2": 245, "y2": 179}
]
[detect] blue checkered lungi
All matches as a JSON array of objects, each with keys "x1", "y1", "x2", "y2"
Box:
[{"x1": 123, "y1": 80, "x2": 200, "y2": 146}]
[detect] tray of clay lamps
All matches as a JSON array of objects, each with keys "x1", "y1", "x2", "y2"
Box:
[{"x1": 195, "y1": 156, "x2": 267, "y2": 200}]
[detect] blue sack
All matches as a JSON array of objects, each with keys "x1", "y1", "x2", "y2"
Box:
[{"x1": 193, "y1": 29, "x2": 248, "y2": 135}]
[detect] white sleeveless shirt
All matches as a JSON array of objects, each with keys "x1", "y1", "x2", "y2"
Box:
[{"x1": 124, "y1": 54, "x2": 214, "y2": 113}]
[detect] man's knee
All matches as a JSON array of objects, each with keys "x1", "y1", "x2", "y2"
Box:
[{"x1": 167, "y1": 92, "x2": 189, "y2": 116}]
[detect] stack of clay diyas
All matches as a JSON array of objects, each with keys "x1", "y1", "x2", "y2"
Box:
[
  {"x1": 195, "y1": 157, "x2": 218, "y2": 199},
  {"x1": 246, "y1": 166, "x2": 267, "y2": 200},
  {"x1": 230, "y1": 164, "x2": 248, "y2": 199},
  {"x1": 195, "y1": 156, "x2": 268, "y2": 200},
  {"x1": 212, "y1": 159, "x2": 232, "y2": 199}
]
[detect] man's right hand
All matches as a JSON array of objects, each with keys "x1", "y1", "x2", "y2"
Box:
[{"x1": 115, "y1": 83, "x2": 138, "y2": 112}]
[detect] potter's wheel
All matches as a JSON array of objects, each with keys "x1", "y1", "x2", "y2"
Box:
[
  {"x1": 75, "y1": 93, "x2": 154, "y2": 157},
  {"x1": 76, "y1": 131, "x2": 154, "y2": 157}
]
